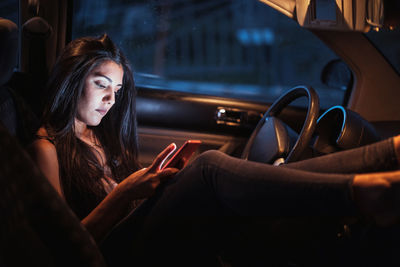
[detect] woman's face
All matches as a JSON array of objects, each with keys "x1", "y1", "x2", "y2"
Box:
[{"x1": 76, "y1": 60, "x2": 123, "y2": 127}]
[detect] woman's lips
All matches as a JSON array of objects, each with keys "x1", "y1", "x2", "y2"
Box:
[{"x1": 96, "y1": 109, "x2": 107, "y2": 116}]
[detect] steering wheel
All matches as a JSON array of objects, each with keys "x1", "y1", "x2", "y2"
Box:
[{"x1": 241, "y1": 85, "x2": 319, "y2": 164}]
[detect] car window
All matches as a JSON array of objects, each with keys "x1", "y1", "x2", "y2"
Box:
[
  {"x1": 0, "y1": 0, "x2": 18, "y2": 23},
  {"x1": 1, "y1": 0, "x2": 19, "y2": 72},
  {"x1": 72, "y1": 0, "x2": 347, "y2": 108}
]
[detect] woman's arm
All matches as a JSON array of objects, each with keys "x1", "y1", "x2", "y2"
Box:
[
  {"x1": 29, "y1": 140, "x2": 179, "y2": 243},
  {"x1": 29, "y1": 139, "x2": 63, "y2": 196},
  {"x1": 82, "y1": 165, "x2": 178, "y2": 243}
]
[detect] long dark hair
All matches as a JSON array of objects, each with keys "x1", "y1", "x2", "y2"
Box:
[{"x1": 42, "y1": 34, "x2": 140, "y2": 218}]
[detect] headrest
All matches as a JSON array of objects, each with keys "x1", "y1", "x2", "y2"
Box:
[
  {"x1": 0, "y1": 18, "x2": 18, "y2": 87},
  {"x1": 22, "y1": 16, "x2": 52, "y2": 39}
]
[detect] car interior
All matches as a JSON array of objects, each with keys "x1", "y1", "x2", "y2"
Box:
[{"x1": 1, "y1": 0, "x2": 400, "y2": 266}]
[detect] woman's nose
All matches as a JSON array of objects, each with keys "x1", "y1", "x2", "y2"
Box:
[{"x1": 103, "y1": 87, "x2": 115, "y2": 105}]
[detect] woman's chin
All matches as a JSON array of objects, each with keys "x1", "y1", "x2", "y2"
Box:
[{"x1": 87, "y1": 119, "x2": 102, "y2": 127}]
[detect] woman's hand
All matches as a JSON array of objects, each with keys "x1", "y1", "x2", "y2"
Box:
[
  {"x1": 119, "y1": 143, "x2": 179, "y2": 199},
  {"x1": 82, "y1": 143, "x2": 178, "y2": 243}
]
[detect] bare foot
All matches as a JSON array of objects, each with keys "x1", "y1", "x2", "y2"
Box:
[{"x1": 353, "y1": 170, "x2": 400, "y2": 226}]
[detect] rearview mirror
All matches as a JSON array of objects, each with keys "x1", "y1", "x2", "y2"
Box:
[{"x1": 366, "y1": 0, "x2": 384, "y2": 28}]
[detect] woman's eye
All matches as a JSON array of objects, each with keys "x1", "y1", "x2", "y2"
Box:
[{"x1": 95, "y1": 81, "x2": 106, "y2": 88}]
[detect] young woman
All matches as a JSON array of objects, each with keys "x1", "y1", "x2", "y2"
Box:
[{"x1": 29, "y1": 34, "x2": 400, "y2": 266}]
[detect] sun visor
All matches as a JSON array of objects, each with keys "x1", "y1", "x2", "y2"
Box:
[{"x1": 259, "y1": 0, "x2": 386, "y2": 32}]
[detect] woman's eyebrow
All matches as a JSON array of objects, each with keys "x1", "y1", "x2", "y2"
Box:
[{"x1": 94, "y1": 72, "x2": 122, "y2": 86}]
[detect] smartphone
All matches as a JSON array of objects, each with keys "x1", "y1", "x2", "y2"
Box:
[{"x1": 161, "y1": 140, "x2": 201, "y2": 170}]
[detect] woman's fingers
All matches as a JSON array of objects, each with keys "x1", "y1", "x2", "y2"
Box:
[
  {"x1": 157, "y1": 167, "x2": 179, "y2": 181},
  {"x1": 148, "y1": 143, "x2": 177, "y2": 172}
]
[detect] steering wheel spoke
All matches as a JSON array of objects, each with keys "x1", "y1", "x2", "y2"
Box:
[
  {"x1": 242, "y1": 86, "x2": 319, "y2": 164},
  {"x1": 247, "y1": 117, "x2": 290, "y2": 164}
]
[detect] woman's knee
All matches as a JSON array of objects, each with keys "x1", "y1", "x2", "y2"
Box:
[
  {"x1": 177, "y1": 150, "x2": 231, "y2": 183},
  {"x1": 194, "y1": 150, "x2": 227, "y2": 166}
]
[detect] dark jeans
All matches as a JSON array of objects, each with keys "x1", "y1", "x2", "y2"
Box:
[{"x1": 101, "y1": 138, "x2": 398, "y2": 266}]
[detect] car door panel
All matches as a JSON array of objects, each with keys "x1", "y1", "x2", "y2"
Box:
[{"x1": 136, "y1": 87, "x2": 309, "y2": 166}]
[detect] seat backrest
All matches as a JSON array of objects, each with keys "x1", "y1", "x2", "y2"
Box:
[
  {"x1": 0, "y1": 17, "x2": 39, "y2": 146},
  {"x1": 0, "y1": 123, "x2": 107, "y2": 266}
]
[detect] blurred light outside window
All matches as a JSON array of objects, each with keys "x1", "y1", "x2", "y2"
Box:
[{"x1": 72, "y1": 0, "x2": 346, "y2": 108}]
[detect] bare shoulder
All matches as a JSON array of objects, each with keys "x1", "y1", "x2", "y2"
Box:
[
  {"x1": 28, "y1": 127, "x2": 57, "y2": 158},
  {"x1": 30, "y1": 138, "x2": 56, "y2": 153},
  {"x1": 28, "y1": 127, "x2": 63, "y2": 196}
]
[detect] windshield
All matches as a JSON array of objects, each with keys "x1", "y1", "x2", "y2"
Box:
[{"x1": 72, "y1": 0, "x2": 347, "y2": 108}]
